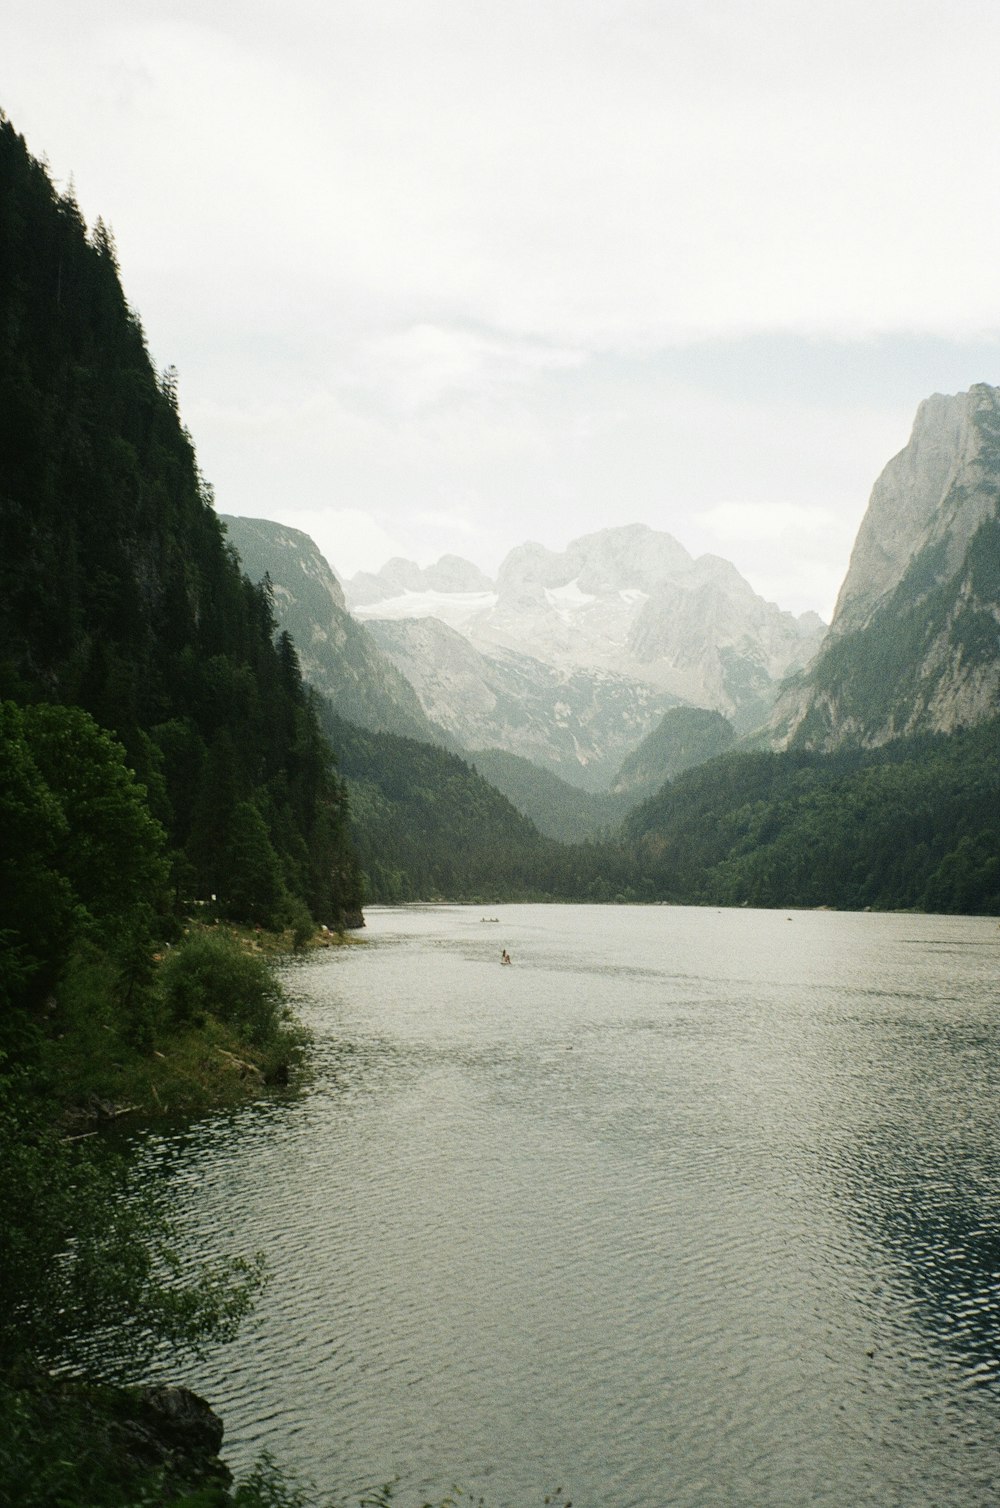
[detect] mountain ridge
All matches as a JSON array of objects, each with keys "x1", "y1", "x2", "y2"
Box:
[
  {"x1": 346, "y1": 522, "x2": 826, "y2": 732},
  {"x1": 220, "y1": 515, "x2": 455, "y2": 748},
  {"x1": 769, "y1": 383, "x2": 1000, "y2": 750}
]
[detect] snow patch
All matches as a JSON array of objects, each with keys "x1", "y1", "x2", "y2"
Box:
[
  {"x1": 545, "y1": 578, "x2": 596, "y2": 610},
  {"x1": 354, "y1": 589, "x2": 498, "y2": 627}
]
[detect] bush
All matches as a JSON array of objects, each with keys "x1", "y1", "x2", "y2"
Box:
[
  {"x1": 0, "y1": 1073, "x2": 265, "y2": 1385},
  {"x1": 160, "y1": 931, "x2": 286, "y2": 1045}
]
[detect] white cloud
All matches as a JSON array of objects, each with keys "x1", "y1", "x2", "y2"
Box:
[
  {"x1": 355, "y1": 325, "x2": 585, "y2": 412},
  {"x1": 698, "y1": 501, "x2": 838, "y2": 545},
  {"x1": 7, "y1": 0, "x2": 1000, "y2": 614}
]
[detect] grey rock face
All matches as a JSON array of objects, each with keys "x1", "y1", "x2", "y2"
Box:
[
  {"x1": 221, "y1": 516, "x2": 449, "y2": 745},
  {"x1": 365, "y1": 615, "x2": 682, "y2": 790},
  {"x1": 768, "y1": 384, "x2": 1000, "y2": 750},
  {"x1": 349, "y1": 553, "x2": 493, "y2": 605},
  {"x1": 831, "y1": 386, "x2": 1000, "y2": 636},
  {"x1": 351, "y1": 524, "x2": 824, "y2": 731}
]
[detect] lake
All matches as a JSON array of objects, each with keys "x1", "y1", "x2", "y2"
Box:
[{"x1": 143, "y1": 904, "x2": 1000, "y2": 1506}]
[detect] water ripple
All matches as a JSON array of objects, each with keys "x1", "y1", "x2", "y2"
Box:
[{"x1": 141, "y1": 906, "x2": 1000, "y2": 1507}]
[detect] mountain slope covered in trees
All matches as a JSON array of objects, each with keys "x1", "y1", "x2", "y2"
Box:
[
  {"x1": 320, "y1": 710, "x2": 639, "y2": 902},
  {"x1": 610, "y1": 705, "x2": 737, "y2": 801},
  {"x1": 0, "y1": 114, "x2": 361, "y2": 937},
  {"x1": 221, "y1": 514, "x2": 453, "y2": 747},
  {"x1": 623, "y1": 721, "x2": 1000, "y2": 914},
  {"x1": 0, "y1": 112, "x2": 367, "y2": 1507},
  {"x1": 466, "y1": 746, "x2": 628, "y2": 841}
]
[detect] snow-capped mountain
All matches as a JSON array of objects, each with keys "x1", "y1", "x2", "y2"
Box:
[
  {"x1": 364, "y1": 614, "x2": 682, "y2": 791},
  {"x1": 348, "y1": 523, "x2": 825, "y2": 733}
]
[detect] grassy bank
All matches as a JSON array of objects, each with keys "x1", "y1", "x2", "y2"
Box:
[{"x1": 32, "y1": 922, "x2": 361, "y2": 1126}]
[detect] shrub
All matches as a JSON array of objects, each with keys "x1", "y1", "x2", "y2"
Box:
[{"x1": 159, "y1": 931, "x2": 286, "y2": 1045}]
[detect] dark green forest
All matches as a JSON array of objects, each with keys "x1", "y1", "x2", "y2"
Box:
[
  {"x1": 622, "y1": 721, "x2": 1000, "y2": 914},
  {"x1": 327, "y1": 704, "x2": 1000, "y2": 917},
  {"x1": 465, "y1": 745, "x2": 629, "y2": 842},
  {"x1": 0, "y1": 111, "x2": 363, "y2": 1504},
  {"x1": 321, "y1": 711, "x2": 636, "y2": 902},
  {"x1": 0, "y1": 113, "x2": 361, "y2": 948}
]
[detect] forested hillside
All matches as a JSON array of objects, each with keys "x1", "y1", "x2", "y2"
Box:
[
  {"x1": 0, "y1": 114, "x2": 361, "y2": 941},
  {"x1": 623, "y1": 721, "x2": 1000, "y2": 914},
  {"x1": 322, "y1": 711, "x2": 637, "y2": 902},
  {"x1": 610, "y1": 705, "x2": 736, "y2": 800},
  {"x1": 467, "y1": 746, "x2": 628, "y2": 842},
  {"x1": 222, "y1": 513, "x2": 453, "y2": 747},
  {"x1": 0, "y1": 112, "x2": 369, "y2": 1506}
]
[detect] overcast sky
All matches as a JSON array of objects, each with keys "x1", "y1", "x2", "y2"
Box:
[{"x1": 7, "y1": 0, "x2": 1000, "y2": 618}]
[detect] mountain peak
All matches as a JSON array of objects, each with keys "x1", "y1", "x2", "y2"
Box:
[
  {"x1": 768, "y1": 383, "x2": 1000, "y2": 750},
  {"x1": 495, "y1": 524, "x2": 693, "y2": 599},
  {"x1": 348, "y1": 554, "x2": 492, "y2": 606},
  {"x1": 831, "y1": 384, "x2": 1000, "y2": 637}
]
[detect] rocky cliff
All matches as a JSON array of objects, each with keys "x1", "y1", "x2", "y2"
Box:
[
  {"x1": 220, "y1": 516, "x2": 452, "y2": 746},
  {"x1": 769, "y1": 384, "x2": 1000, "y2": 749},
  {"x1": 348, "y1": 523, "x2": 825, "y2": 732},
  {"x1": 364, "y1": 615, "x2": 681, "y2": 790}
]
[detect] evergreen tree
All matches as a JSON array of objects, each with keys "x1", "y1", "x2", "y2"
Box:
[{"x1": 0, "y1": 113, "x2": 362, "y2": 930}]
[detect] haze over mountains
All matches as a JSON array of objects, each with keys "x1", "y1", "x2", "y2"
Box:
[
  {"x1": 3, "y1": 97, "x2": 997, "y2": 917},
  {"x1": 224, "y1": 381, "x2": 1000, "y2": 855},
  {"x1": 348, "y1": 523, "x2": 825, "y2": 735},
  {"x1": 223, "y1": 515, "x2": 825, "y2": 800},
  {"x1": 227, "y1": 380, "x2": 1000, "y2": 820}
]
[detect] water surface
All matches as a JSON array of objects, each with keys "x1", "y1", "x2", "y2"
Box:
[{"x1": 146, "y1": 905, "x2": 1000, "y2": 1506}]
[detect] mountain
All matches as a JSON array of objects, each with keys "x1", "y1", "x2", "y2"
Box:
[
  {"x1": 466, "y1": 747, "x2": 630, "y2": 842},
  {"x1": 610, "y1": 705, "x2": 737, "y2": 802},
  {"x1": 318, "y1": 710, "x2": 637, "y2": 902},
  {"x1": 220, "y1": 515, "x2": 452, "y2": 746},
  {"x1": 0, "y1": 115, "x2": 361, "y2": 930},
  {"x1": 347, "y1": 523, "x2": 825, "y2": 733},
  {"x1": 363, "y1": 614, "x2": 682, "y2": 791},
  {"x1": 349, "y1": 553, "x2": 494, "y2": 607},
  {"x1": 770, "y1": 385, "x2": 1000, "y2": 750},
  {"x1": 623, "y1": 720, "x2": 1000, "y2": 914},
  {"x1": 464, "y1": 708, "x2": 737, "y2": 840},
  {"x1": 319, "y1": 711, "x2": 546, "y2": 901}
]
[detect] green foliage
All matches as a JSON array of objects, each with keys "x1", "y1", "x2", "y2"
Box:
[
  {"x1": 625, "y1": 720, "x2": 1000, "y2": 914},
  {"x1": 0, "y1": 699, "x2": 168, "y2": 1051},
  {"x1": 467, "y1": 747, "x2": 629, "y2": 842},
  {"x1": 21, "y1": 700, "x2": 170, "y2": 947},
  {"x1": 790, "y1": 508, "x2": 999, "y2": 750},
  {"x1": 221, "y1": 515, "x2": 447, "y2": 748},
  {"x1": 0, "y1": 108, "x2": 358, "y2": 1508},
  {"x1": 228, "y1": 1453, "x2": 316, "y2": 1507},
  {"x1": 0, "y1": 700, "x2": 75, "y2": 1010},
  {"x1": 223, "y1": 801, "x2": 289, "y2": 928},
  {"x1": 0, "y1": 115, "x2": 362, "y2": 933},
  {"x1": 323, "y1": 712, "x2": 547, "y2": 900},
  {"x1": 0, "y1": 1072, "x2": 265, "y2": 1384},
  {"x1": 322, "y1": 710, "x2": 638, "y2": 904},
  {"x1": 159, "y1": 930, "x2": 289, "y2": 1045},
  {"x1": 611, "y1": 705, "x2": 736, "y2": 800}
]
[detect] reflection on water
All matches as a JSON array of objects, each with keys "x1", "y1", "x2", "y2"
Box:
[{"x1": 141, "y1": 905, "x2": 1000, "y2": 1506}]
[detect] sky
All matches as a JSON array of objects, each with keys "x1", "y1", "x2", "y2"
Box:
[{"x1": 7, "y1": 0, "x2": 1000, "y2": 620}]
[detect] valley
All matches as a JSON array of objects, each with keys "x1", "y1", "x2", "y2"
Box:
[{"x1": 2, "y1": 98, "x2": 1000, "y2": 1508}]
